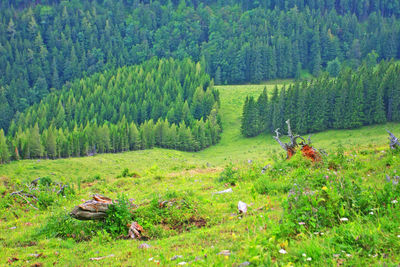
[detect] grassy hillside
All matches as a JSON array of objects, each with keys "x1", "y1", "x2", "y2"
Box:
[{"x1": 1, "y1": 82, "x2": 400, "y2": 266}]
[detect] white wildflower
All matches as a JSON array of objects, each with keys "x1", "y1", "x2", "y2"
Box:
[
  {"x1": 279, "y1": 249, "x2": 287, "y2": 254},
  {"x1": 302, "y1": 253, "x2": 306, "y2": 257},
  {"x1": 369, "y1": 212, "x2": 374, "y2": 215},
  {"x1": 346, "y1": 254, "x2": 352, "y2": 258},
  {"x1": 306, "y1": 257, "x2": 312, "y2": 261},
  {"x1": 391, "y1": 200, "x2": 398, "y2": 204},
  {"x1": 298, "y1": 222, "x2": 305, "y2": 225},
  {"x1": 340, "y1": 218, "x2": 349, "y2": 221}
]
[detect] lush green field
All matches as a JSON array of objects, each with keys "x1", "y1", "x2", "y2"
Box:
[{"x1": 1, "y1": 83, "x2": 400, "y2": 266}]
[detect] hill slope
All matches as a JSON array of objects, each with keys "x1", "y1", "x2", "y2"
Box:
[{"x1": 0, "y1": 83, "x2": 400, "y2": 266}]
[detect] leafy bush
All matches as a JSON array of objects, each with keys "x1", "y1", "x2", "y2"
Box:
[
  {"x1": 121, "y1": 168, "x2": 130, "y2": 177},
  {"x1": 38, "y1": 176, "x2": 52, "y2": 186},
  {"x1": 117, "y1": 168, "x2": 140, "y2": 178},
  {"x1": 103, "y1": 194, "x2": 133, "y2": 237},
  {"x1": 219, "y1": 163, "x2": 239, "y2": 185}
]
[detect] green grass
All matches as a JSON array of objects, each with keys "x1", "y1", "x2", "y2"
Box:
[{"x1": 1, "y1": 82, "x2": 400, "y2": 266}]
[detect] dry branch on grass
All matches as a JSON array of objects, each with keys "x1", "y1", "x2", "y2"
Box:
[
  {"x1": 10, "y1": 191, "x2": 39, "y2": 210},
  {"x1": 128, "y1": 222, "x2": 143, "y2": 239},
  {"x1": 387, "y1": 130, "x2": 400, "y2": 150}
]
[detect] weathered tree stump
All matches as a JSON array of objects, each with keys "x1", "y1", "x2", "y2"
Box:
[
  {"x1": 70, "y1": 194, "x2": 112, "y2": 220},
  {"x1": 274, "y1": 119, "x2": 321, "y2": 162}
]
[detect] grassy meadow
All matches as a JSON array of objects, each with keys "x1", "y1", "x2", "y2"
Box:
[{"x1": 1, "y1": 82, "x2": 400, "y2": 266}]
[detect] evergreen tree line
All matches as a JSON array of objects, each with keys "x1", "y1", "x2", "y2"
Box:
[
  {"x1": 2, "y1": 0, "x2": 400, "y2": 131},
  {"x1": 0, "y1": 116, "x2": 221, "y2": 164},
  {"x1": 0, "y1": 58, "x2": 222, "y2": 163},
  {"x1": 241, "y1": 60, "x2": 400, "y2": 137}
]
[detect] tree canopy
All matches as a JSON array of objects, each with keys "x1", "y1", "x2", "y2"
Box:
[
  {"x1": 1, "y1": 0, "x2": 400, "y2": 131},
  {"x1": 0, "y1": 58, "x2": 222, "y2": 163},
  {"x1": 241, "y1": 60, "x2": 400, "y2": 137}
]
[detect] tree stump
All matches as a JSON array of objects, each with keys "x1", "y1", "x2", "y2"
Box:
[
  {"x1": 274, "y1": 119, "x2": 321, "y2": 161},
  {"x1": 70, "y1": 194, "x2": 112, "y2": 220}
]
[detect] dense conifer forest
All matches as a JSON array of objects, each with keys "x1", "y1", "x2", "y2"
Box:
[
  {"x1": 0, "y1": 58, "x2": 221, "y2": 163},
  {"x1": 241, "y1": 60, "x2": 400, "y2": 137},
  {"x1": 2, "y1": 0, "x2": 400, "y2": 132}
]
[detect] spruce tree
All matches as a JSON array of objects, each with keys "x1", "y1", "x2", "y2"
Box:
[
  {"x1": 46, "y1": 126, "x2": 57, "y2": 159},
  {"x1": 257, "y1": 88, "x2": 269, "y2": 133},
  {"x1": 29, "y1": 123, "x2": 42, "y2": 158},
  {"x1": 0, "y1": 129, "x2": 10, "y2": 164}
]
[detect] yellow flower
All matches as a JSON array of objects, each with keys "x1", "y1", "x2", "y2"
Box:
[{"x1": 322, "y1": 186, "x2": 328, "y2": 191}]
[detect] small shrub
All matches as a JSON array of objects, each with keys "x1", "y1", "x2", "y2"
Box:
[
  {"x1": 120, "y1": 168, "x2": 140, "y2": 178},
  {"x1": 121, "y1": 168, "x2": 130, "y2": 177},
  {"x1": 327, "y1": 144, "x2": 347, "y2": 170},
  {"x1": 103, "y1": 194, "x2": 132, "y2": 237},
  {"x1": 219, "y1": 163, "x2": 239, "y2": 185},
  {"x1": 39, "y1": 176, "x2": 52, "y2": 186}
]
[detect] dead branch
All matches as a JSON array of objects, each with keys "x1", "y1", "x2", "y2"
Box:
[
  {"x1": 31, "y1": 178, "x2": 41, "y2": 186},
  {"x1": 273, "y1": 119, "x2": 321, "y2": 161},
  {"x1": 89, "y1": 254, "x2": 115, "y2": 261},
  {"x1": 286, "y1": 119, "x2": 305, "y2": 148},
  {"x1": 273, "y1": 128, "x2": 288, "y2": 151},
  {"x1": 387, "y1": 130, "x2": 400, "y2": 150},
  {"x1": 10, "y1": 191, "x2": 39, "y2": 210},
  {"x1": 128, "y1": 221, "x2": 143, "y2": 239},
  {"x1": 57, "y1": 184, "x2": 68, "y2": 195}
]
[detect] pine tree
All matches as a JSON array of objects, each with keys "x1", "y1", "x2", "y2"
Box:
[
  {"x1": 326, "y1": 58, "x2": 341, "y2": 77},
  {"x1": 0, "y1": 129, "x2": 10, "y2": 164},
  {"x1": 29, "y1": 123, "x2": 42, "y2": 158},
  {"x1": 257, "y1": 88, "x2": 269, "y2": 133},
  {"x1": 0, "y1": 87, "x2": 12, "y2": 131},
  {"x1": 46, "y1": 126, "x2": 57, "y2": 159},
  {"x1": 241, "y1": 96, "x2": 259, "y2": 137}
]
